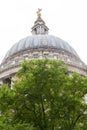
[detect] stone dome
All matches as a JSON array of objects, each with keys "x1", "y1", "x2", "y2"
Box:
[
  {"x1": 0, "y1": 10, "x2": 87, "y2": 86},
  {"x1": 3, "y1": 35, "x2": 79, "y2": 61}
]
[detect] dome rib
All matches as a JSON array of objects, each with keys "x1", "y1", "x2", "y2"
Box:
[{"x1": 3, "y1": 35, "x2": 79, "y2": 61}]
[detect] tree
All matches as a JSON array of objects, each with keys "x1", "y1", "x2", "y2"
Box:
[{"x1": 0, "y1": 59, "x2": 87, "y2": 130}]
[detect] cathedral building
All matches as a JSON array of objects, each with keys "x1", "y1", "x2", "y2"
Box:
[{"x1": 0, "y1": 9, "x2": 87, "y2": 86}]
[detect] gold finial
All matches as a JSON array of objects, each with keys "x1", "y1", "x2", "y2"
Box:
[{"x1": 36, "y1": 8, "x2": 42, "y2": 18}]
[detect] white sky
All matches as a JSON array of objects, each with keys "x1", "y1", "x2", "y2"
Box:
[{"x1": 0, "y1": 0, "x2": 87, "y2": 64}]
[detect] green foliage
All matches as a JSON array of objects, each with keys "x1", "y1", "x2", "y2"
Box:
[
  {"x1": 0, "y1": 122, "x2": 34, "y2": 130},
  {"x1": 0, "y1": 59, "x2": 87, "y2": 130}
]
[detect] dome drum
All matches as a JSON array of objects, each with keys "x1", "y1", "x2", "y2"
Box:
[{"x1": 0, "y1": 47, "x2": 87, "y2": 81}]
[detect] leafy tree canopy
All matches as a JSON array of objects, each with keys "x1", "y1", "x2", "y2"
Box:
[{"x1": 0, "y1": 59, "x2": 87, "y2": 130}]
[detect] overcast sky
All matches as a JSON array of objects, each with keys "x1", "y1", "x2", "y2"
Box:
[{"x1": 0, "y1": 0, "x2": 87, "y2": 64}]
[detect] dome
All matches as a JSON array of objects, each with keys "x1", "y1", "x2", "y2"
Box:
[
  {"x1": 3, "y1": 35, "x2": 79, "y2": 61},
  {"x1": 0, "y1": 9, "x2": 87, "y2": 84},
  {"x1": 3, "y1": 11, "x2": 79, "y2": 62}
]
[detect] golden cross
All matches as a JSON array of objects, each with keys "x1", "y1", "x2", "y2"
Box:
[{"x1": 37, "y1": 8, "x2": 42, "y2": 17}]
